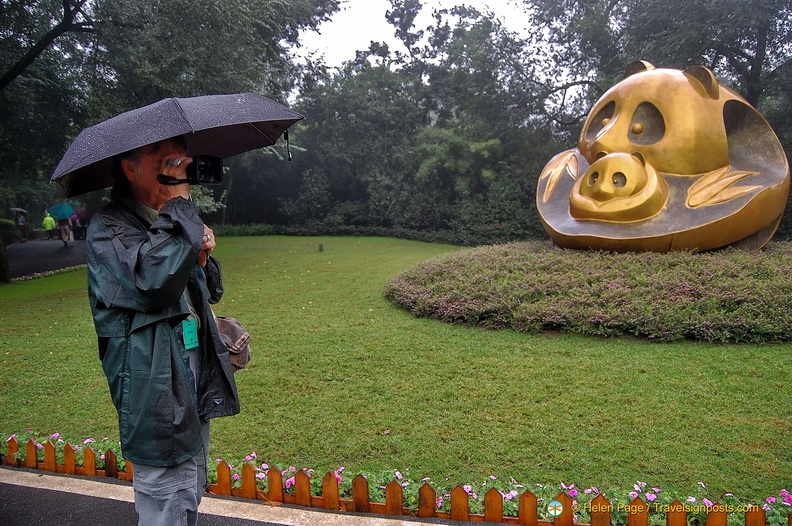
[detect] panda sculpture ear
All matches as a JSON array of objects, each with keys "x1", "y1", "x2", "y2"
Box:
[
  {"x1": 624, "y1": 60, "x2": 655, "y2": 78},
  {"x1": 684, "y1": 65, "x2": 720, "y2": 99}
]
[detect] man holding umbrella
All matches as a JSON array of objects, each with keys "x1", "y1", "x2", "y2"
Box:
[
  {"x1": 85, "y1": 136, "x2": 239, "y2": 526},
  {"x1": 51, "y1": 93, "x2": 302, "y2": 526}
]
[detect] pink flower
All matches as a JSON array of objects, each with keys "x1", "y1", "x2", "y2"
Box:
[
  {"x1": 687, "y1": 497, "x2": 696, "y2": 503},
  {"x1": 783, "y1": 496, "x2": 792, "y2": 506},
  {"x1": 83, "y1": 438, "x2": 95, "y2": 444},
  {"x1": 6, "y1": 434, "x2": 16, "y2": 442},
  {"x1": 256, "y1": 473, "x2": 266, "y2": 480},
  {"x1": 652, "y1": 488, "x2": 662, "y2": 493},
  {"x1": 629, "y1": 492, "x2": 639, "y2": 499},
  {"x1": 703, "y1": 498, "x2": 713, "y2": 507},
  {"x1": 436, "y1": 496, "x2": 444, "y2": 508},
  {"x1": 463, "y1": 485, "x2": 472, "y2": 493},
  {"x1": 569, "y1": 489, "x2": 578, "y2": 497},
  {"x1": 232, "y1": 474, "x2": 240, "y2": 481},
  {"x1": 585, "y1": 489, "x2": 592, "y2": 495},
  {"x1": 698, "y1": 482, "x2": 707, "y2": 489},
  {"x1": 249, "y1": 452, "x2": 257, "y2": 459},
  {"x1": 245, "y1": 455, "x2": 253, "y2": 462},
  {"x1": 780, "y1": 490, "x2": 789, "y2": 497},
  {"x1": 646, "y1": 493, "x2": 657, "y2": 502},
  {"x1": 50, "y1": 433, "x2": 60, "y2": 439},
  {"x1": 504, "y1": 490, "x2": 518, "y2": 500},
  {"x1": 490, "y1": 475, "x2": 497, "y2": 480},
  {"x1": 285, "y1": 476, "x2": 295, "y2": 489},
  {"x1": 767, "y1": 497, "x2": 777, "y2": 504},
  {"x1": 395, "y1": 471, "x2": 403, "y2": 480},
  {"x1": 261, "y1": 463, "x2": 269, "y2": 471}
]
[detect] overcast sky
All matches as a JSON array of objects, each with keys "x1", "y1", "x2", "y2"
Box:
[{"x1": 294, "y1": 0, "x2": 532, "y2": 68}]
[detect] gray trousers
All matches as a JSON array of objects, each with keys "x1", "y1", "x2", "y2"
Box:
[{"x1": 132, "y1": 421, "x2": 210, "y2": 526}]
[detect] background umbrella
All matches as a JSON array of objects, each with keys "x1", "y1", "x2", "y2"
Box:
[
  {"x1": 10, "y1": 207, "x2": 28, "y2": 215},
  {"x1": 75, "y1": 208, "x2": 93, "y2": 224},
  {"x1": 49, "y1": 203, "x2": 75, "y2": 221},
  {"x1": 51, "y1": 92, "x2": 304, "y2": 197}
]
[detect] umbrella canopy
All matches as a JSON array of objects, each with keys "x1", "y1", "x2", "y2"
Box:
[
  {"x1": 49, "y1": 203, "x2": 75, "y2": 221},
  {"x1": 75, "y1": 208, "x2": 93, "y2": 223},
  {"x1": 51, "y1": 92, "x2": 304, "y2": 197},
  {"x1": 10, "y1": 207, "x2": 28, "y2": 215}
]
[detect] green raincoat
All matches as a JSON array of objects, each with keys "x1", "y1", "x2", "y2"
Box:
[{"x1": 86, "y1": 193, "x2": 240, "y2": 467}]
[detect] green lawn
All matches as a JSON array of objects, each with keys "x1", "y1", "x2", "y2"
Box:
[{"x1": 0, "y1": 236, "x2": 789, "y2": 502}]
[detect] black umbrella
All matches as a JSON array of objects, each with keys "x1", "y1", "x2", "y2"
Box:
[{"x1": 51, "y1": 93, "x2": 304, "y2": 197}]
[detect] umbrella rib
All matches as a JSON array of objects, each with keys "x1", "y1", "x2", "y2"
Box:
[{"x1": 173, "y1": 98, "x2": 192, "y2": 131}]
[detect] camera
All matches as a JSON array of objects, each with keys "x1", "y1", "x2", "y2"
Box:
[
  {"x1": 157, "y1": 155, "x2": 223, "y2": 186},
  {"x1": 186, "y1": 155, "x2": 223, "y2": 185}
]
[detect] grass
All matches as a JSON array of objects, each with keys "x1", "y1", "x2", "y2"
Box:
[{"x1": 0, "y1": 236, "x2": 789, "y2": 504}]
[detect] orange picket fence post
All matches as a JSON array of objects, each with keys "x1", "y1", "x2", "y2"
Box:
[
  {"x1": 385, "y1": 479, "x2": 403, "y2": 516},
  {"x1": 352, "y1": 474, "x2": 370, "y2": 513}
]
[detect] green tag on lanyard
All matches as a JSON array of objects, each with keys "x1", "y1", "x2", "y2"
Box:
[{"x1": 182, "y1": 319, "x2": 199, "y2": 350}]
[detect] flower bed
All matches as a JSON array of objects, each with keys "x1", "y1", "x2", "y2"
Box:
[{"x1": 385, "y1": 241, "x2": 792, "y2": 343}]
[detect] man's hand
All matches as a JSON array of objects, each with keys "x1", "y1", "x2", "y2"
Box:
[{"x1": 198, "y1": 224, "x2": 215, "y2": 268}]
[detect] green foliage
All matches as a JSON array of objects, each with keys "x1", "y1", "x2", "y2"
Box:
[
  {"x1": 387, "y1": 240, "x2": 792, "y2": 342},
  {"x1": 0, "y1": 219, "x2": 20, "y2": 246}
]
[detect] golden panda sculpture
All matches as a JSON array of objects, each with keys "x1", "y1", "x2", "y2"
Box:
[{"x1": 537, "y1": 61, "x2": 790, "y2": 252}]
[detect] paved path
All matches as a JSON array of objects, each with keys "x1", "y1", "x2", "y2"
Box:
[
  {"x1": 6, "y1": 238, "x2": 87, "y2": 278},
  {"x1": 0, "y1": 467, "x2": 464, "y2": 526}
]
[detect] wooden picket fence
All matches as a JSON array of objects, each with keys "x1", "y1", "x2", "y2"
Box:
[
  {"x1": 1, "y1": 436, "x2": 132, "y2": 481},
  {"x1": 2, "y1": 437, "x2": 790, "y2": 526}
]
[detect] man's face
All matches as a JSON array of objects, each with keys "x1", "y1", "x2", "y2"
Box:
[{"x1": 122, "y1": 140, "x2": 188, "y2": 210}]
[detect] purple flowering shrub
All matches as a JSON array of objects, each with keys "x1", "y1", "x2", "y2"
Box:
[{"x1": 385, "y1": 241, "x2": 792, "y2": 343}]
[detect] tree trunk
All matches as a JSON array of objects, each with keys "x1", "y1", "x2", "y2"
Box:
[{"x1": 0, "y1": 237, "x2": 10, "y2": 283}]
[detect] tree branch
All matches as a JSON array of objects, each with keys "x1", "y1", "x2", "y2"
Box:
[{"x1": 0, "y1": 0, "x2": 94, "y2": 92}]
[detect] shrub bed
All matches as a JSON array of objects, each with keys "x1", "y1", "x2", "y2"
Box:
[{"x1": 385, "y1": 241, "x2": 792, "y2": 343}]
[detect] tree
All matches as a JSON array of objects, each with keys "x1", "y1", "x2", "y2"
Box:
[
  {"x1": 528, "y1": 0, "x2": 792, "y2": 107},
  {"x1": 0, "y1": 0, "x2": 94, "y2": 92}
]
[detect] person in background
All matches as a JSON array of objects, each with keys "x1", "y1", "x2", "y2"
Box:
[
  {"x1": 69, "y1": 212, "x2": 79, "y2": 240},
  {"x1": 85, "y1": 136, "x2": 240, "y2": 526},
  {"x1": 42, "y1": 212, "x2": 56, "y2": 240},
  {"x1": 16, "y1": 212, "x2": 27, "y2": 242},
  {"x1": 57, "y1": 215, "x2": 72, "y2": 246}
]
